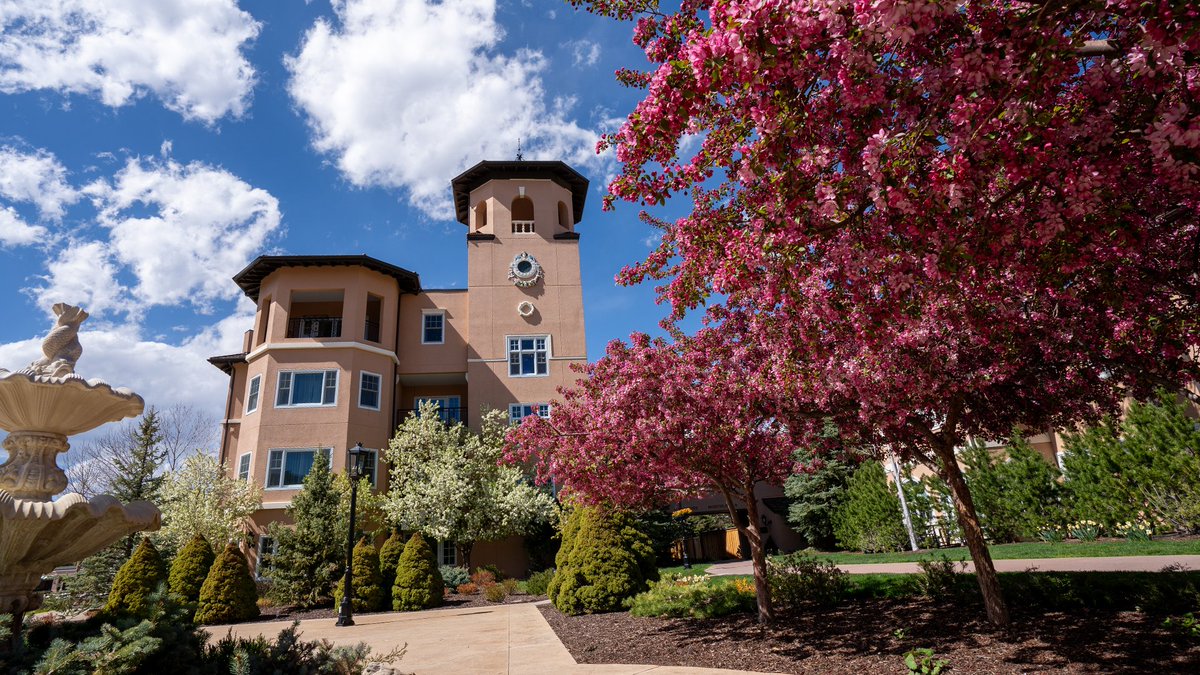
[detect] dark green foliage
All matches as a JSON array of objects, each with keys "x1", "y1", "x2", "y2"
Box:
[
  {"x1": 267, "y1": 450, "x2": 342, "y2": 607},
  {"x1": 1062, "y1": 391, "x2": 1200, "y2": 533},
  {"x1": 959, "y1": 435, "x2": 1063, "y2": 542},
  {"x1": 378, "y1": 529, "x2": 404, "y2": 610},
  {"x1": 524, "y1": 569, "x2": 554, "y2": 596},
  {"x1": 68, "y1": 543, "x2": 128, "y2": 611},
  {"x1": 439, "y1": 565, "x2": 470, "y2": 589},
  {"x1": 629, "y1": 578, "x2": 755, "y2": 619},
  {"x1": 548, "y1": 506, "x2": 658, "y2": 615},
  {"x1": 169, "y1": 533, "x2": 216, "y2": 604},
  {"x1": 391, "y1": 533, "x2": 443, "y2": 611},
  {"x1": 104, "y1": 538, "x2": 166, "y2": 618},
  {"x1": 194, "y1": 543, "x2": 259, "y2": 625},
  {"x1": 767, "y1": 552, "x2": 849, "y2": 608},
  {"x1": 915, "y1": 555, "x2": 965, "y2": 599},
  {"x1": 833, "y1": 462, "x2": 907, "y2": 553},
  {"x1": 332, "y1": 538, "x2": 385, "y2": 612},
  {"x1": 206, "y1": 621, "x2": 403, "y2": 674},
  {"x1": 785, "y1": 449, "x2": 858, "y2": 549},
  {"x1": 631, "y1": 508, "x2": 692, "y2": 564},
  {"x1": 110, "y1": 410, "x2": 167, "y2": 557}
]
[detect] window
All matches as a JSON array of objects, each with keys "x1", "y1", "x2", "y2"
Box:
[
  {"x1": 509, "y1": 403, "x2": 550, "y2": 423},
  {"x1": 359, "y1": 372, "x2": 381, "y2": 410},
  {"x1": 507, "y1": 336, "x2": 548, "y2": 377},
  {"x1": 266, "y1": 448, "x2": 329, "y2": 488},
  {"x1": 276, "y1": 370, "x2": 338, "y2": 407},
  {"x1": 436, "y1": 540, "x2": 457, "y2": 567},
  {"x1": 511, "y1": 195, "x2": 534, "y2": 233},
  {"x1": 358, "y1": 448, "x2": 379, "y2": 488},
  {"x1": 415, "y1": 396, "x2": 461, "y2": 423},
  {"x1": 245, "y1": 375, "x2": 261, "y2": 414},
  {"x1": 237, "y1": 453, "x2": 252, "y2": 481},
  {"x1": 422, "y1": 312, "x2": 444, "y2": 344},
  {"x1": 257, "y1": 536, "x2": 276, "y2": 579}
]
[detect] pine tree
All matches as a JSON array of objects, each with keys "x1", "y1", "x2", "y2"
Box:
[
  {"x1": 267, "y1": 450, "x2": 342, "y2": 607},
  {"x1": 378, "y1": 530, "x2": 404, "y2": 610},
  {"x1": 195, "y1": 542, "x2": 260, "y2": 625},
  {"x1": 784, "y1": 449, "x2": 858, "y2": 549},
  {"x1": 549, "y1": 506, "x2": 658, "y2": 615},
  {"x1": 168, "y1": 533, "x2": 216, "y2": 604},
  {"x1": 104, "y1": 538, "x2": 166, "y2": 618},
  {"x1": 391, "y1": 533, "x2": 443, "y2": 611},
  {"x1": 833, "y1": 462, "x2": 907, "y2": 553},
  {"x1": 332, "y1": 538, "x2": 384, "y2": 612},
  {"x1": 109, "y1": 409, "x2": 167, "y2": 557}
]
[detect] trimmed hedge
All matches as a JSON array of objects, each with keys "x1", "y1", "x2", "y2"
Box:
[
  {"x1": 105, "y1": 537, "x2": 166, "y2": 617},
  {"x1": 392, "y1": 533, "x2": 443, "y2": 611},
  {"x1": 168, "y1": 533, "x2": 216, "y2": 604},
  {"x1": 549, "y1": 506, "x2": 657, "y2": 615},
  {"x1": 332, "y1": 538, "x2": 385, "y2": 612},
  {"x1": 379, "y1": 530, "x2": 404, "y2": 609},
  {"x1": 195, "y1": 542, "x2": 260, "y2": 625}
]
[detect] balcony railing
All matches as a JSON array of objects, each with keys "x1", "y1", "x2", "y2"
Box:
[
  {"x1": 287, "y1": 316, "x2": 342, "y2": 338},
  {"x1": 364, "y1": 319, "x2": 380, "y2": 343},
  {"x1": 400, "y1": 407, "x2": 464, "y2": 424}
]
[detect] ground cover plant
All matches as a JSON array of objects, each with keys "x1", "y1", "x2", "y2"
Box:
[
  {"x1": 796, "y1": 537, "x2": 1200, "y2": 565},
  {"x1": 564, "y1": 0, "x2": 1200, "y2": 628}
]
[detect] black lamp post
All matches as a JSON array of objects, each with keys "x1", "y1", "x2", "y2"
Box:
[{"x1": 336, "y1": 442, "x2": 366, "y2": 627}]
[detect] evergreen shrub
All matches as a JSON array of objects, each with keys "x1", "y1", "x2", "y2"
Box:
[
  {"x1": 392, "y1": 533, "x2": 443, "y2": 610},
  {"x1": 833, "y1": 462, "x2": 908, "y2": 553},
  {"x1": 524, "y1": 569, "x2": 553, "y2": 596},
  {"x1": 378, "y1": 529, "x2": 405, "y2": 609},
  {"x1": 168, "y1": 533, "x2": 215, "y2": 604},
  {"x1": 484, "y1": 584, "x2": 507, "y2": 602},
  {"x1": 194, "y1": 542, "x2": 260, "y2": 625},
  {"x1": 456, "y1": 583, "x2": 478, "y2": 595},
  {"x1": 332, "y1": 538, "x2": 385, "y2": 612},
  {"x1": 548, "y1": 506, "x2": 658, "y2": 615},
  {"x1": 440, "y1": 565, "x2": 470, "y2": 589},
  {"x1": 104, "y1": 538, "x2": 166, "y2": 618},
  {"x1": 629, "y1": 576, "x2": 754, "y2": 619},
  {"x1": 767, "y1": 552, "x2": 849, "y2": 609}
]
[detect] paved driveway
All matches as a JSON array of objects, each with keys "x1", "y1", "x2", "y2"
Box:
[
  {"x1": 705, "y1": 554, "x2": 1200, "y2": 576},
  {"x1": 205, "y1": 602, "x2": 780, "y2": 675}
]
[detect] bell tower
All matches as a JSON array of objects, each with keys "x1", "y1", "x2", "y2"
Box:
[{"x1": 450, "y1": 160, "x2": 589, "y2": 429}]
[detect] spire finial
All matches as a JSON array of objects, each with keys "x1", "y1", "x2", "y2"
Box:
[{"x1": 516, "y1": 138, "x2": 524, "y2": 161}]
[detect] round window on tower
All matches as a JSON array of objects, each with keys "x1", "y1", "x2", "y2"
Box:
[{"x1": 508, "y1": 252, "x2": 543, "y2": 287}]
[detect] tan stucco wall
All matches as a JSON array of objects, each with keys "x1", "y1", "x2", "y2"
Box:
[{"x1": 396, "y1": 290, "x2": 468, "y2": 375}]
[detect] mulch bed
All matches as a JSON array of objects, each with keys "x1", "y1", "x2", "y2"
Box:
[
  {"x1": 255, "y1": 591, "x2": 546, "y2": 623},
  {"x1": 539, "y1": 598, "x2": 1200, "y2": 674}
]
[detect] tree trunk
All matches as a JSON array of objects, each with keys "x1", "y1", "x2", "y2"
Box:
[
  {"x1": 719, "y1": 482, "x2": 773, "y2": 624},
  {"x1": 932, "y1": 441, "x2": 1010, "y2": 626},
  {"x1": 456, "y1": 541, "x2": 474, "y2": 571}
]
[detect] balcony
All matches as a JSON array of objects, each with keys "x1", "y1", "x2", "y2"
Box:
[
  {"x1": 287, "y1": 316, "x2": 342, "y2": 339},
  {"x1": 364, "y1": 319, "x2": 380, "y2": 343},
  {"x1": 400, "y1": 406, "x2": 464, "y2": 424}
]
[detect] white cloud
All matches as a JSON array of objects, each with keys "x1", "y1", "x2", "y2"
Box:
[
  {"x1": 0, "y1": 206, "x2": 47, "y2": 247},
  {"x1": 0, "y1": 0, "x2": 260, "y2": 123},
  {"x1": 286, "y1": 0, "x2": 602, "y2": 218},
  {"x1": 32, "y1": 240, "x2": 128, "y2": 317},
  {"x1": 73, "y1": 156, "x2": 282, "y2": 313},
  {"x1": 565, "y1": 39, "x2": 601, "y2": 67},
  {"x1": 0, "y1": 146, "x2": 77, "y2": 219}
]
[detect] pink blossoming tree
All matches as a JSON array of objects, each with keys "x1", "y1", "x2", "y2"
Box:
[
  {"x1": 571, "y1": 0, "x2": 1200, "y2": 625},
  {"x1": 506, "y1": 327, "x2": 823, "y2": 623}
]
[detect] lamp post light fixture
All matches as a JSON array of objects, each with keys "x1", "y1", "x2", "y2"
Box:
[{"x1": 336, "y1": 442, "x2": 366, "y2": 627}]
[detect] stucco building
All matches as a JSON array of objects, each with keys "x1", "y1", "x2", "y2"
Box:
[{"x1": 208, "y1": 160, "x2": 589, "y2": 576}]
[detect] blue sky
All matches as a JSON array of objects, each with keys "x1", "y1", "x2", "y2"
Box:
[{"x1": 0, "y1": 0, "x2": 685, "y2": 438}]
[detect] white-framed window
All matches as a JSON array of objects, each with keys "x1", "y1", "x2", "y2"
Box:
[
  {"x1": 246, "y1": 374, "x2": 261, "y2": 414},
  {"x1": 265, "y1": 448, "x2": 330, "y2": 488},
  {"x1": 415, "y1": 396, "x2": 461, "y2": 423},
  {"x1": 507, "y1": 336, "x2": 549, "y2": 377},
  {"x1": 436, "y1": 540, "x2": 457, "y2": 567},
  {"x1": 275, "y1": 369, "x2": 338, "y2": 407},
  {"x1": 237, "y1": 453, "x2": 252, "y2": 481},
  {"x1": 359, "y1": 371, "x2": 381, "y2": 410},
  {"x1": 257, "y1": 535, "x2": 276, "y2": 580},
  {"x1": 509, "y1": 403, "x2": 550, "y2": 423},
  {"x1": 422, "y1": 311, "x2": 445, "y2": 344}
]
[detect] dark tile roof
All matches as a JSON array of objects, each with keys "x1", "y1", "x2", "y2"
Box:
[
  {"x1": 451, "y1": 160, "x2": 589, "y2": 226},
  {"x1": 232, "y1": 254, "x2": 422, "y2": 301}
]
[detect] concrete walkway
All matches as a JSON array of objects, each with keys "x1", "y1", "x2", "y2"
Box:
[
  {"x1": 204, "y1": 601, "x2": 780, "y2": 675},
  {"x1": 705, "y1": 554, "x2": 1200, "y2": 576}
]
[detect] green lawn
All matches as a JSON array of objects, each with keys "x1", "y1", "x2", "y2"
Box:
[
  {"x1": 658, "y1": 562, "x2": 713, "y2": 577},
  {"x1": 799, "y1": 538, "x2": 1200, "y2": 565}
]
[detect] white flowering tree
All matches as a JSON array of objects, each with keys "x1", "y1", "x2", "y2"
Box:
[
  {"x1": 383, "y1": 403, "x2": 555, "y2": 569},
  {"x1": 158, "y1": 452, "x2": 262, "y2": 554}
]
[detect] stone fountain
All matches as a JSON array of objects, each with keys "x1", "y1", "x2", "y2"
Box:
[{"x1": 0, "y1": 303, "x2": 160, "y2": 639}]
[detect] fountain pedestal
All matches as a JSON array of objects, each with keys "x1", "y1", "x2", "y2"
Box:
[{"x1": 0, "y1": 304, "x2": 160, "y2": 646}]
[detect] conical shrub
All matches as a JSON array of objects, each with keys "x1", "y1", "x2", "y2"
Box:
[
  {"x1": 194, "y1": 542, "x2": 260, "y2": 625},
  {"x1": 332, "y1": 537, "x2": 384, "y2": 612},
  {"x1": 168, "y1": 533, "x2": 216, "y2": 603},
  {"x1": 104, "y1": 537, "x2": 166, "y2": 617},
  {"x1": 549, "y1": 506, "x2": 657, "y2": 615},
  {"x1": 391, "y1": 533, "x2": 443, "y2": 611},
  {"x1": 378, "y1": 530, "x2": 404, "y2": 609}
]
